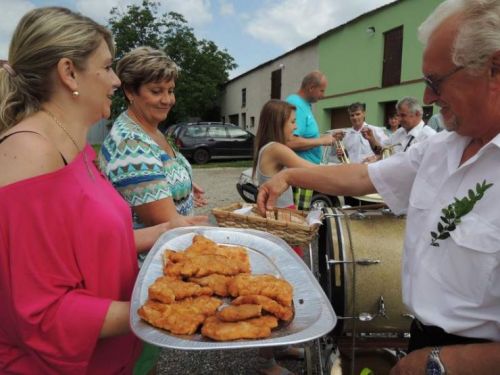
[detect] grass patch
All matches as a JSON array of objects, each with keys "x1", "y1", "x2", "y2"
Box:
[
  {"x1": 192, "y1": 159, "x2": 253, "y2": 169},
  {"x1": 91, "y1": 144, "x2": 101, "y2": 154}
]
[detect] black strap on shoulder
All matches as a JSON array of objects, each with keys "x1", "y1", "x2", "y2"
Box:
[{"x1": 0, "y1": 130, "x2": 68, "y2": 165}]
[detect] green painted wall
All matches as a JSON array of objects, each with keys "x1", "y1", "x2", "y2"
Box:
[{"x1": 316, "y1": 0, "x2": 443, "y2": 131}]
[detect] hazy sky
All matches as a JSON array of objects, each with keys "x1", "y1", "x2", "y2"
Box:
[{"x1": 0, "y1": 0, "x2": 396, "y2": 78}]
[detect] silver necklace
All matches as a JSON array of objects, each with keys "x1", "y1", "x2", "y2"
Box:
[{"x1": 43, "y1": 109, "x2": 95, "y2": 180}]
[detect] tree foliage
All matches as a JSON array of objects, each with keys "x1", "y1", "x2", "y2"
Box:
[{"x1": 108, "y1": 0, "x2": 236, "y2": 125}]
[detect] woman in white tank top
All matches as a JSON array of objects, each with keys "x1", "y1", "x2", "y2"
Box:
[
  {"x1": 252, "y1": 100, "x2": 313, "y2": 374},
  {"x1": 252, "y1": 100, "x2": 315, "y2": 209}
]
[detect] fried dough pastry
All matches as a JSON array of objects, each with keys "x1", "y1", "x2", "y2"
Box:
[
  {"x1": 138, "y1": 300, "x2": 206, "y2": 335},
  {"x1": 216, "y1": 304, "x2": 262, "y2": 322},
  {"x1": 201, "y1": 315, "x2": 278, "y2": 341},
  {"x1": 164, "y1": 252, "x2": 241, "y2": 277},
  {"x1": 138, "y1": 296, "x2": 222, "y2": 335},
  {"x1": 189, "y1": 274, "x2": 233, "y2": 297},
  {"x1": 228, "y1": 274, "x2": 293, "y2": 307},
  {"x1": 149, "y1": 276, "x2": 213, "y2": 303},
  {"x1": 176, "y1": 295, "x2": 223, "y2": 316},
  {"x1": 232, "y1": 294, "x2": 294, "y2": 321},
  {"x1": 184, "y1": 235, "x2": 250, "y2": 273}
]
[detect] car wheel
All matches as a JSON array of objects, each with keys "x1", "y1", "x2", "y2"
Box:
[
  {"x1": 310, "y1": 194, "x2": 335, "y2": 210},
  {"x1": 192, "y1": 148, "x2": 210, "y2": 164}
]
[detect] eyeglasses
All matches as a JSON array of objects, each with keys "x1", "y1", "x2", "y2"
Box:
[{"x1": 423, "y1": 66, "x2": 465, "y2": 96}]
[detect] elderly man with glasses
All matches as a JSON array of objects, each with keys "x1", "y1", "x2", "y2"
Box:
[{"x1": 258, "y1": 1, "x2": 500, "y2": 374}]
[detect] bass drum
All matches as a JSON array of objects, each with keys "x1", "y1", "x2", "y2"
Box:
[{"x1": 318, "y1": 207, "x2": 411, "y2": 336}]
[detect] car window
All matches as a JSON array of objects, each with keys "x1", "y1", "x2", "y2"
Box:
[
  {"x1": 227, "y1": 127, "x2": 250, "y2": 139},
  {"x1": 173, "y1": 126, "x2": 183, "y2": 138},
  {"x1": 184, "y1": 126, "x2": 206, "y2": 138},
  {"x1": 165, "y1": 126, "x2": 176, "y2": 136},
  {"x1": 207, "y1": 126, "x2": 227, "y2": 138}
]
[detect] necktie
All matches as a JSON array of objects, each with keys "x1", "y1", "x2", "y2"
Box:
[{"x1": 404, "y1": 135, "x2": 415, "y2": 151}]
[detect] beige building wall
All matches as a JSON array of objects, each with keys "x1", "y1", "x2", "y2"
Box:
[{"x1": 220, "y1": 43, "x2": 318, "y2": 134}]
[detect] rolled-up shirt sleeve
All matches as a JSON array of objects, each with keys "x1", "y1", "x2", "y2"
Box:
[{"x1": 368, "y1": 140, "x2": 426, "y2": 215}]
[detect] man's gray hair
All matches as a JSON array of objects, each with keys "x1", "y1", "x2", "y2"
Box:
[
  {"x1": 300, "y1": 71, "x2": 325, "y2": 89},
  {"x1": 397, "y1": 97, "x2": 423, "y2": 115},
  {"x1": 418, "y1": 0, "x2": 500, "y2": 74}
]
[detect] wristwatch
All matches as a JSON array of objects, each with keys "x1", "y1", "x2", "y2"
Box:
[{"x1": 426, "y1": 346, "x2": 446, "y2": 375}]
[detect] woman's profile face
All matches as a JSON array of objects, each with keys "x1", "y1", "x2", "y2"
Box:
[
  {"x1": 283, "y1": 109, "x2": 297, "y2": 141},
  {"x1": 77, "y1": 39, "x2": 121, "y2": 122},
  {"x1": 128, "y1": 79, "x2": 176, "y2": 127}
]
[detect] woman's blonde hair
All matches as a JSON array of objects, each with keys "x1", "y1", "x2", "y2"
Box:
[
  {"x1": 0, "y1": 7, "x2": 114, "y2": 132},
  {"x1": 117, "y1": 47, "x2": 178, "y2": 101}
]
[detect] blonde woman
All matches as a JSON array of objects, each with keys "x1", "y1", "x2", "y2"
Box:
[{"x1": 0, "y1": 7, "x2": 172, "y2": 374}]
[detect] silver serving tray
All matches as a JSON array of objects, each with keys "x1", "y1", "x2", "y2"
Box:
[{"x1": 130, "y1": 226, "x2": 336, "y2": 350}]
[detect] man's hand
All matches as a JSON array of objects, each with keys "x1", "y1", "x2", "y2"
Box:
[
  {"x1": 257, "y1": 170, "x2": 291, "y2": 214},
  {"x1": 390, "y1": 347, "x2": 431, "y2": 375},
  {"x1": 362, "y1": 155, "x2": 380, "y2": 163},
  {"x1": 319, "y1": 133, "x2": 334, "y2": 146},
  {"x1": 336, "y1": 147, "x2": 346, "y2": 159},
  {"x1": 333, "y1": 131, "x2": 345, "y2": 141},
  {"x1": 361, "y1": 127, "x2": 375, "y2": 143}
]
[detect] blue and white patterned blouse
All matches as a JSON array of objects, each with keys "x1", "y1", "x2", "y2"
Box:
[{"x1": 99, "y1": 111, "x2": 194, "y2": 228}]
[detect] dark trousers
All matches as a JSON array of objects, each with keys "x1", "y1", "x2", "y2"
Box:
[{"x1": 408, "y1": 319, "x2": 491, "y2": 352}]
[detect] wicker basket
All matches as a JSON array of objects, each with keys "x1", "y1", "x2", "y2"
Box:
[{"x1": 211, "y1": 202, "x2": 319, "y2": 247}]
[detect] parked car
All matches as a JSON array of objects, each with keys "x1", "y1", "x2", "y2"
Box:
[
  {"x1": 164, "y1": 122, "x2": 186, "y2": 138},
  {"x1": 170, "y1": 122, "x2": 254, "y2": 164}
]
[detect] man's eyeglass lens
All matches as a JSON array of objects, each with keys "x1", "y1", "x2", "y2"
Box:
[{"x1": 423, "y1": 66, "x2": 464, "y2": 95}]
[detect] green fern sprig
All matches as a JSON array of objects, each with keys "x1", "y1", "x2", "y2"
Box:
[{"x1": 430, "y1": 180, "x2": 493, "y2": 247}]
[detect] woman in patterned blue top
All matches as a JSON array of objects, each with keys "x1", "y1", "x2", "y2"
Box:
[{"x1": 99, "y1": 47, "x2": 208, "y2": 230}]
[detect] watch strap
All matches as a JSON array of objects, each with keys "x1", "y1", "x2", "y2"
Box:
[{"x1": 427, "y1": 346, "x2": 446, "y2": 375}]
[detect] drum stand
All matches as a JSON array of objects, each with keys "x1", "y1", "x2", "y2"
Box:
[{"x1": 304, "y1": 240, "x2": 338, "y2": 375}]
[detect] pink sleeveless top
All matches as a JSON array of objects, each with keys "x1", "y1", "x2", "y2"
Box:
[{"x1": 0, "y1": 145, "x2": 140, "y2": 374}]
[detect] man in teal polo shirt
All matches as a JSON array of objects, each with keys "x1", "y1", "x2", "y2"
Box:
[
  {"x1": 286, "y1": 71, "x2": 332, "y2": 164},
  {"x1": 286, "y1": 71, "x2": 333, "y2": 209}
]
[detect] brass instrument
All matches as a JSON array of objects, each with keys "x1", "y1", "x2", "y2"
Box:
[
  {"x1": 335, "y1": 138, "x2": 350, "y2": 164},
  {"x1": 381, "y1": 143, "x2": 401, "y2": 159}
]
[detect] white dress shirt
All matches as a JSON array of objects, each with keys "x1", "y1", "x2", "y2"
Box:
[
  {"x1": 368, "y1": 131, "x2": 500, "y2": 341},
  {"x1": 382, "y1": 121, "x2": 436, "y2": 153},
  {"x1": 343, "y1": 123, "x2": 387, "y2": 163}
]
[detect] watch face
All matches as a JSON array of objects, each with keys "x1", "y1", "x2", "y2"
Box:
[{"x1": 426, "y1": 359, "x2": 443, "y2": 375}]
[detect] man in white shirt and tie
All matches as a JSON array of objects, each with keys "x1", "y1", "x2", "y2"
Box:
[{"x1": 364, "y1": 97, "x2": 436, "y2": 158}]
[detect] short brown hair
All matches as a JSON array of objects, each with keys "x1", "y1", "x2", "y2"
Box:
[
  {"x1": 300, "y1": 71, "x2": 325, "y2": 90},
  {"x1": 117, "y1": 47, "x2": 178, "y2": 101},
  {"x1": 347, "y1": 102, "x2": 366, "y2": 113}
]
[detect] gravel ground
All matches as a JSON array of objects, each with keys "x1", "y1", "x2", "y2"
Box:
[
  {"x1": 156, "y1": 167, "x2": 323, "y2": 375},
  {"x1": 191, "y1": 167, "x2": 247, "y2": 217}
]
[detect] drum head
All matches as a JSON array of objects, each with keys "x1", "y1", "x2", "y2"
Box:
[{"x1": 318, "y1": 207, "x2": 410, "y2": 336}]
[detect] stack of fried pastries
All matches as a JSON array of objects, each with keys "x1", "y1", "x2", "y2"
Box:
[{"x1": 138, "y1": 234, "x2": 294, "y2": 341}]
